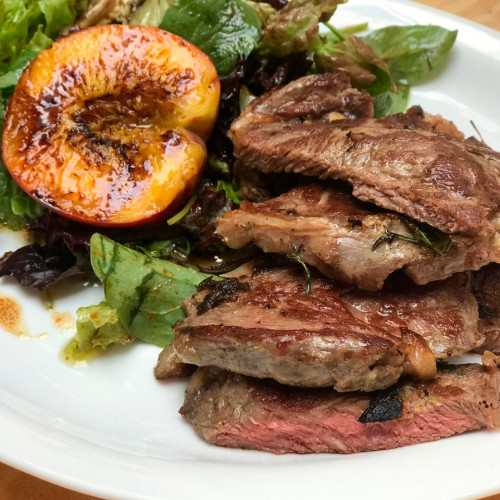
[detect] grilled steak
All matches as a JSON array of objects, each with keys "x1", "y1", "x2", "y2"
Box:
[
  {"x1": 155, "y1": 345, "x2": 195, "y2": 380},
  {"x1": 180, "y1": 357, "x2": 500, "y2": 454},
  {"x1": 172, "y1": 266, "x2": 481, "y2": 392},
  {"x1": 234, "y1": 72, "x2": 373, "y2": 127},
  {"x1": 217, "y1": 184, "x2": 493, "y2": 289},
  {"x1": 341, "y1": 274, "x2": 482, "y2": 357},
  {"x1": 470, "y1": 264, "x2": 500, "y2": 354},
  {"x1": 231, "y1": 74, "x2": 500, "y2": 240},
  {"x1": 474, "y1": 320, "x2": 500, "y2": 354},
  {"x1": 472, "y1": 263, "x2": 500, "y2": 318}
]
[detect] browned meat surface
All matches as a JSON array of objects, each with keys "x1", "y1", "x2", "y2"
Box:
[
  {"x1": 172, "y1": 266, "x2": 481, "y2": 392},
  {"x1": 473, "y1": 320, "x2": 500, "y2": 355},
  {"x1": 180, "y1": 357, "x2": 500, "y2": 454},
  {"x1": 342, "y1": 275, "x2": 482, "y2": 357},
  {"x1": 154, "y1": 345, "x2": 195, "y2": 380},
  {"x1": 234, "y1": 72, "x2": 373, "y2": 127},
  {"x1": 469, "y1": 264, "x2": 500, "y2": 354},
  {"x1": 217, "y1": 184, "x2": 494, "y2": 289},
  {"x1": 231, "y1": 74, "x2": 500, "y2": 240},
  {"x1": 233, "y1": 73, "x2": 373, "y2": 203},
  {"x1": 472, "y1": 263, "x2": 500, "y2": 318}
]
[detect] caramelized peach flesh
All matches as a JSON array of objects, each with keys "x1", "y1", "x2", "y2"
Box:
[{"x1": 2, "y1": 25, "x2": 220, "y2": 226}]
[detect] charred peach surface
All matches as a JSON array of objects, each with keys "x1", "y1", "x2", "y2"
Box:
[{"x1": 2, "y1": 25, "x2": 220, "y2": 226}]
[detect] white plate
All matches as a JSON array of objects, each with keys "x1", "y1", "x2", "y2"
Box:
[{"x1": 1, "y1": 1, "x2": 500, "y2": 499}]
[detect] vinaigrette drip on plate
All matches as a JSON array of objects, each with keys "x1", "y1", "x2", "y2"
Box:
[{"x1": 0, "y1": 294, "x2": 28, "y2": 337}]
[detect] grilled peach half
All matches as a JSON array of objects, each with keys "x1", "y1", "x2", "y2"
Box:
[{"x1": 2, "y1": 25, "x2": 220, "y2": 226}]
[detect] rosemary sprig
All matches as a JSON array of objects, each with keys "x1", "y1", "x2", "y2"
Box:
[
  {"x1": 287, "y1": 244, "x2": 311, "y2": 295},
  {"x1": 372, "y1": 219, "x2": 452, "y2": 256}
]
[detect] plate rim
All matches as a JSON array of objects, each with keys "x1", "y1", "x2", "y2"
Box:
[{"x1": 1, "y1": 1, "x2": 500, "y2": 499}]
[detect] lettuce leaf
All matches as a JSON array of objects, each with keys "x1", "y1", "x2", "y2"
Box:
[
  {"x1": 257, "y1": 0, "x2": 345, "y2": 57},
  {"x1": 63, "y1": 302, "x2": 133, "y2": 365},
  {"x1": 90, "y1": 234, "x2": 216, "y2": 346},
  {"x1": 364, "y1": 25, "x2": 457, "y2": 84},
  {"x1": 0, "y1": 135, "x2": 46, "y2": 229},
  {"x1": 0, "y1": 0, "x2": 83, "y2": 229},
  {"x1": 160, "y1": 0, "x2": 261, "y2": 75},
  {"x1": 129, "y1": 0, "x2": 172, "y2": 26},
  {"x1": 216, "y1": 179, "x2": 241, "y2": 204},
  {"x1": 0, "y1": 0, "x2": 82, "y2": 68},
  {"x1": 372, "y1": 83, "x2": 410, "y2": 117},
  {"x1": 315, "y1": 34, "x2": 391, "y2": 89}
]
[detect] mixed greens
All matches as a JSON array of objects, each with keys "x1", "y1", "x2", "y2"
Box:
[
  {"x1": 0, "y1": 0, "x2": 87, "y2": 229},
  {"x1": 0, "y1": 0, "x2": 459, "y2": 363}
]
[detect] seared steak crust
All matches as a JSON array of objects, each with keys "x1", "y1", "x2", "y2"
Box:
[
  {"x1": 180, "y1": 359, "x2": 500, "y2": 454},
  {"x1": 174, "y1": 267, "x2": 407, "y2": 392},
  {"x1": 233, "y1": 72, "x2": 373, "y2": 127},
  {"x1": 217, "y1": 184, "x2": 426, "y2": 290},
  {"x1": 231, "y1": 74, "x2": 500, "y2": 239},
  {"x1": 342, "y1": 275, "x2": 482, "y2": 357},
  {"x1": 217, "y1": 184, "x2": 494, "y2": 289},
  {"x1": 172, "y1": 267, "x2": 481, "y2": 392}
]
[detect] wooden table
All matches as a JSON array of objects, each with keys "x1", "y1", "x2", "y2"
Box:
[{"x1": 1, "y1": 1, "x2": 499, "y2": 499}]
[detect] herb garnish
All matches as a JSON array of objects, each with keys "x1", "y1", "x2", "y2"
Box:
[
  {"x1": 371, "y1": 219, "x2": 452, "y2": 256},
  {"x1": 287, "y1": 244, "x2": 311, "y2": 294}
]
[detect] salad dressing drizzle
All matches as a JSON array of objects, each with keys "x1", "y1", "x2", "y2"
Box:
[{"x1": 0, "y1": 294, "x2": 28, "y2": 337}]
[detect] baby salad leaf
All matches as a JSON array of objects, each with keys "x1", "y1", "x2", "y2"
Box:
[
  {"x1": 129, "y1": 0, "x2": 172, "y2": 26},
  {"x1": 63, "y1": 302, "x2": 133, "y2": 365},
  {"x1": 90, "y1": 234, "x2": 217, "y2": 346},
  {"x1": 0, "y1": 242, "x2": 89, "y2": 289},
  {"x1": 257, "y1": 0, "x2": 345, "y2": 57},
  {"x1": 0, "y1": 93, "x2": 46, "y2": 228},
  {"x1": 160, "y1": 0, "x2": 261, "y2": 75},
  {"x1": 242, "y1": 0, "x2": 276, "y2": 24},
  {"x1": 364, "y1": 25, "x2": 457, "y2": 84},
  {"x1": 216, "y1": 180, "x2": 241, "y2": 204},
  {"x1": 372, "y1": 83, "x2": 409, "y2": 117},
  {"x1": 315, "y1": 34, "x2": 391, "y2": 90},
  {"x1": 0, "y1": 159, "x2": 46, "y2": 229}
]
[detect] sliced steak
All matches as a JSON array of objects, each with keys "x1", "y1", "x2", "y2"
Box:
[
  {"x1": 180, "y1": 357, "x2": 500, "y2": 454},
  {"x1": 342, "y1": 274, "x2": 482, "y2": 357},
  {"x1": 154, "y1": 345, "x2": 195, "y2": 380},
  {"x1": 471, "y1": 263, "x2": 500, "y2": 318},
  {"x1": 231, "y1": 74, "x2": 500, "y2": 239},
  {"x1": 470, "y1": 264, "x2": 500, "y2": 354},
  {"x1": 473, "y1": 320, "x2": 500, "y2": 355},
  {"x1": 172, "y1": 266, "x2": 481, "y2": 392},
  {"x1": 217, "y1": 184, "x2": 494, "y2": 289},
  {"x1": 234, "y1": 72, "x2": 373, "y2": 127},
  {"x1": 233, "y1": 73, "x2": 373, "y2": 203}
]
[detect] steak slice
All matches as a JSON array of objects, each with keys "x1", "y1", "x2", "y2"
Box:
[
  {"x1": 180, "y1": 357, "x2": 500, "y2": 454},
  {"x1": 233, "y1": 73, "x2": 373, "y2": 203},
  {"x1": 471, "y1": 263, "x2": 500, "y2": 318},
  {"x1": 474, "y1": 320, "x2": 500, "y2": 355},
  {"x1": 154, "y1": 345, "x2": 195, "y2": 380},
  {"x1": 233, "y1": 72, "x2": 373, "y2": 127},
  {"x1": 217, "y1": 184, "x2": 494, "y2": 289},
  {"x1": 231, "y1": 74, "x2": 500, "y2": 239},
  {"x1": 172, "y1": 266, "x2": 482, "y2": 392},
  {"x1": 341, "y1": 274, "x2": 482, "y2": 357},
  {"x1": 470, "y1": 264, "x2": 500, "y2": 354}
]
